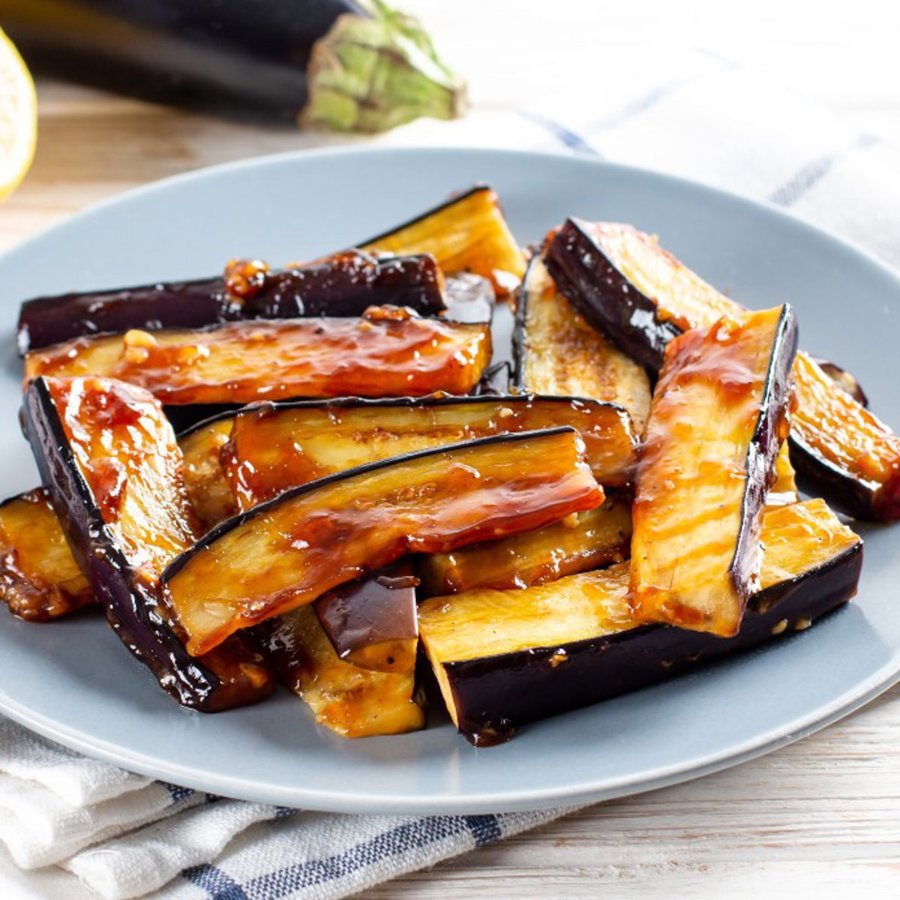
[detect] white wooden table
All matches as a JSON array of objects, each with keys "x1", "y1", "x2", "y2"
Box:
[{"x1": 2, "y1": 3, "x2": 899, "y2": 892}]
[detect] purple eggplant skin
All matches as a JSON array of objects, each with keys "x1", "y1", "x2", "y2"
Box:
[
  {"x1": 730, "y1": 305, "x2": 799, "y2": 606},
  {"x1": 445, "y1": 542, "x2": 863, "y2": 747},
  {"x1": 0, "y1": 0, "x2": 369, "y2": 125},
  {"x1": 510, "y1": 252, "x2": 538, "y2": 390},
  {"x1": 20, "y1": 378, "x2": 266, "y2": 712},
  {"x1": 545, "y1": 220, "x2": 890, "y2": 521},
  {"x1": 314, "y1": 564, "x2": 419, "y2": 660},
  {"x1": 545, "y1": 220, "x2": 680, "y2": 375},
  {"x1": 16, "y1": 251, "x2": 445, "y2": 356}
]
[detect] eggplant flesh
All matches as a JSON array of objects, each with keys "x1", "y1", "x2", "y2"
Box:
[
  {"x1": 545, "y1": 218, "x2": 900, "y2": 521},
  {"x1": 790, "y1": 352, "x2": 900, "y2": 522},
  {"x1": 361, "y1": 186, "x2": 526, "y2": 297},
  {"x1": 314, "y1": 563, "x2": 419, "y2": 673},
  {"x1": 631, "y1": 305, "x2": 798, "y2": 636},
  {"x1": 263, "y1": 606, "x2": 424, "y2": 738},
  {"x1": 178, "y1": 417, "x2": 239, "y2": 530},
  {"x1": 222, "y1": 394, "x2": 636, "y2": 509},
  {"x1": 22, "y1": 376, "x2": 274, "y2": 711},
  {"x1": 0, "y1": 488, "x2": 94, "y2": 622},
  {"x1": 514, "y1": 255, "x2": 651, "y2": 434},
  {"x1": 419, "y1": 495, "x2": 632, "y2": 596},
  {"x1": 419, "y1": 499, "x2": 862, "y2": 746},
  {"x1": 0, "y1": 415, "x2": 242, "y2": 619},
  {"x1": 815, "y1": 358, "x2": 869, "y2": 408},
  {"x1": 16, "y1": 250, "x2": 445, "y2": 356},
  {"x1": 163, "y1": 428, "x2": 605, "y2": 656},
  {"x1": 24, "y1": 310, "x2": 493, "y2": 405}
]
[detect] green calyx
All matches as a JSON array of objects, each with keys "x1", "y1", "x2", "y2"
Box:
[{"x1": 302, "y1": 0, "x2": 466, "y2": 133}]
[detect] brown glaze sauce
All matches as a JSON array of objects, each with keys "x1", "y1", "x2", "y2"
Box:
[
  {"x1": 0, "y1": 489, "x2": 94, "y2": 622},
  {"x1": 630, "y1": 307, "x2": 791, "y2": 635},
  {"x1": 361, "y1": 187, "x2": 525, "y2": 298},
  {"x1": 223, "y1": 397, "x2": 635, "y2": 511},
  {"x1": 27, "y1": 315, "x2": 492, "y2": 405},
  {"x1": 167, "y1": 430, "x2": 604, "y2": 656}
]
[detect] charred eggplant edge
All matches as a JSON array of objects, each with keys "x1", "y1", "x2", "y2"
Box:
[
  {"x1": 359, "y1": 185, "x2": 490, "y2": 247},
  {"x1": 545, "y1": 218, "x2": 681, "y2": 374},
  {"x1": 22, "y1": 378, "x2": 234, "y2": 710},
  {"x1": 728, "y1": 304, "x2": 799, "y2": 600},
  {"x1": 442, "y1": 540, "x2": 862, "y2": 746},
  {"x1": 163, "y1": 425, "x2": 590, "y2": 584}
]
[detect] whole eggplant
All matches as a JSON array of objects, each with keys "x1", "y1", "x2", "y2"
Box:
[{"x1": 0, "y1": 0, "x2": 465, "y2": 131}]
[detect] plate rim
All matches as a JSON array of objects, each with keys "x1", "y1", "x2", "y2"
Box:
[{"x1": 1, "y1": 145, "x2": 898, "y2": 814}]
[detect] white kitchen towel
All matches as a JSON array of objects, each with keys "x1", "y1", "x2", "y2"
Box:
[{"x1": 2, "y1": 48, "x2": 899, "y2": 900}]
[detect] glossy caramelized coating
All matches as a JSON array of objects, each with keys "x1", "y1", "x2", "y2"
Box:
[
  {"x1": 164, "y1": 428, "x2": 604, "y2": 656},
  {"x1": 22, "y1": 376, "x2": 274, "y2": 711},
  {"x1": 361, "y1": 186, "x2": 526, "y2": 297},
  {"x1": 0, "y1": 488, "x2": 94, "y2": 621},
  {"x1": 514, "y1": 256, "x2": 651, "y2": 433},
  {"x1": 419, "y1": 499, "x2": 862, "y2": 745},
  {"x1": 791, "y1": 352, "x2": 900, "y2": 521},
  {"x1": 547, "y1": 218, "x2": 900, "y2": 521},
  {"x1": 631, "y1": 306, "x2": 798, "y2": 637},
  {"x1": 24, "y1": 311, "x2": 492, "y2": 405},
  {"x1": 17, "y1": 250, "x2": 446, "y2": 355},
  {"x1": 178, "y1": 417, "x2": 239, "y2": 529},
  {"x1": 222, "y1": 395, "x2": 636, "y2": 509},
  {"x1": 265, "y1": 606, "x2": 425, "y2": 738},
  {"x1": 419, "y1": 495, "x2": 632, "y2": 595},
  {"x1": 315, "y1": 563, "x2": 419, "y2": 673}
]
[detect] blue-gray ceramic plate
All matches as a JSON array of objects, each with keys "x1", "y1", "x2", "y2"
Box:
[{"x1": 0, "y1": 148, "x2": 897, "y2": 813}]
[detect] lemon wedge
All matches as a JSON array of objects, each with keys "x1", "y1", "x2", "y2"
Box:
[{"x1": 0, "y1": 28, "x2": 36, "y2": 202}]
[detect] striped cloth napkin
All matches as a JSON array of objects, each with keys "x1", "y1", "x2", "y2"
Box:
[{"x1": 2, "y1": 49, "x2": 899, "y2": 899}]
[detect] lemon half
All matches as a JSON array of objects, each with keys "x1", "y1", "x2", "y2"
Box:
[{"x1": 0, "y1": 28, "x2": 36, "y2": 202}]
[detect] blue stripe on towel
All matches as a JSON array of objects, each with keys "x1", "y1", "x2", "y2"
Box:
[
  {"x1": 464, "y1": 814, "x2": 502, "y2": 847},
  {"x1": 162, "y1": 782, "x2": 195, "y2": 803},
  {"x1": 770, "y1": 134, "x2": 879, "y2": 206},
  {"x1": 178, "y1": 815, "x2": 504, "y2": 899},
  {"x1": 182, "y1": 863, "x2": 249, "y2": 900},
  {"x1": 520, "y1": 113, "x2": 601, "y2": 156}
]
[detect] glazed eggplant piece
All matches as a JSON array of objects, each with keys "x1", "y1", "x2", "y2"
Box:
[
  {"x1": 419, "y1": 495, "x2": 632, "y2": 595},
  {"x1": 0, "y1": 0, "x2": 464, "y2": 132},
  {"x1": 546, "y1": 219, "x2": 900, "y2": 521},
  {"x1": 315, "y1": 563, "x2": 419, "y2": 672},
  {"x1": 0, "y1": 413, "x2": 242, "y2": 617},
  {"x1": 513, "y1": 255, "x2": 652, "y2": 433},
  {"x1": 0, "y1": 488, "x2": 95, "y2": 622},
  {"x1": 221, "y1": 394, "x2": 636, "y2": 509},
  {"x1": 631, "y1": 305, "x2": 798, "y2": 636},
  {"x1": 790, "y1": 352, "x2": 900, "y2": 522},
  {"x1": 164, "y1": 428, "x2": 605, "y2": 656},
  {"x1": 545, "y1": 219, "x2": 735, "y2": 371},
  {"x1": 419, "y1": 499, "x2": 862, "y2": 746},
  {"x1": 24, "y1": 309, "x2": 492, "y2": 405},
  {"x1": 264, "y1": 606, "x2": 425, "y2": 738},
  {"x1": 816, "y1": 358, "x2": 869, "y2": 408},
  {"x1": 361, "y1": 186, "x2": 526, "y2": 297},
  {"x1": 22, "y1": 376, "x2": 275, "y2": 711},
  {"x1": 178, "y1": 417, "x2": 239, "y2": 529},
  {"x1": 16, "y1": 250, "x2": 446, "y2": 356}
]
